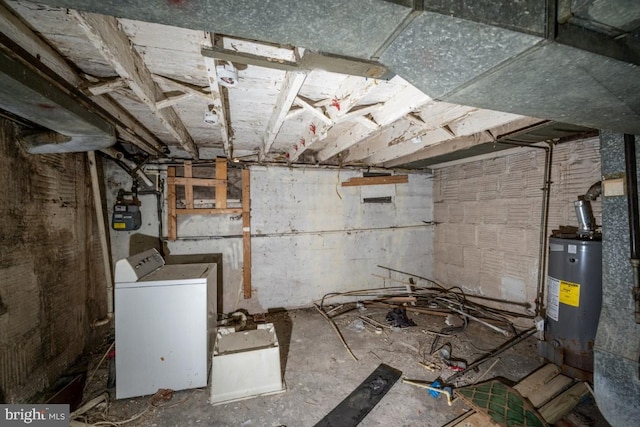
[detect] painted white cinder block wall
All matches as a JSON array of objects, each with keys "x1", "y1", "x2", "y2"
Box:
[
  {"x1": 105, "y1": 162, "x2": 434, "y2": 313},
  {"x1": 432, "y1": 137, "x2": 601, "y2": 309}
]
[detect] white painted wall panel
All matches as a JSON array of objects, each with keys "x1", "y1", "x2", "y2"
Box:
[{"x1": 106, "y1": 163, "x2": 434, "y2": 312}]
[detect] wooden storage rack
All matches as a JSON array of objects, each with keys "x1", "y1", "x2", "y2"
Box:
[{"x1": 167, "y1": 158, "x2": 252, "y2": 298}]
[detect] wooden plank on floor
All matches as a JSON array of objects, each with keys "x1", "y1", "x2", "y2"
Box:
[
  {"x1": 184, "y1": 161, "x2": 193, "y2": 209},
  {"x1": 445, "y1": 411, "x2": 498, "y2": 427},
  {"x1": 341, "y1": 175, "x2": 408, "y2": 187},
  {"x1": 514, "y1": 364, "x2": 561, "y2": 399},
  {"x1": 167, "y1": 167, "x2": 177, "y2": 241},
  {"x1": 242, "y1": 169, "x2": 251, "y2": 299},
  {"x1": 527, "y1": 374, "x2": 573, "y2": 408},
  {"x1": 539, "y1": 382, "x2": 589, "y2": 424},
  {"x1": 442, "y1": 411, "x2": 475, "y2": 427},
  {"x1": 216, "y1": 157, "x2": 228, "y2": 209}
]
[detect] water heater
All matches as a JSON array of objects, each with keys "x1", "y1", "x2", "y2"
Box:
[{"x1": 538, "y1": 237, "x2": 602, "y2": 380}]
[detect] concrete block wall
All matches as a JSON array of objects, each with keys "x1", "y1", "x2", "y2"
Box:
[
  {"x1": 105, "y1": 163, "x2": 434, "y2": 312},
  {"x1": 0, "y1": 119, "x2": 107, "y2": 402},
  {"x1": 433, "y1": 137, "x2": 601, "y2": 307}
]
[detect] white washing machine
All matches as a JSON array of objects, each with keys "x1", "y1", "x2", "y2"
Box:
[{"x1": 114, "y1": 248, "x2": 217, "y2": 399}]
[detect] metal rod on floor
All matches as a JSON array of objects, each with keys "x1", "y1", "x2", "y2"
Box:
[
  {"x1": 436, "y1": 301, "x2": 510, "y2": 336},
  {"x1": 446, "y1": 328, "x2": 537, "y2": 383}
]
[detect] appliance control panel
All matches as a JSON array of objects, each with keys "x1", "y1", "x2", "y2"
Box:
[{"x1": 114, "y1": 248, "x2": 165, "y2": 282}]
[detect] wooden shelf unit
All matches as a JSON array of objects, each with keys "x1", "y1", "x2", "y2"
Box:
[{"x1": 167, "y1": 158, "x2": 252, "y2": 298}]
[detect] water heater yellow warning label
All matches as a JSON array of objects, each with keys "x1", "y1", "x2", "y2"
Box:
[{"x1": 559, "y1": 280, "x2": 580, "y2": 307}]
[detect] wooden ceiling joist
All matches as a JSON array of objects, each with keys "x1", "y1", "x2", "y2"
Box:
[
  {"x1": 261, "y1": 70, "x2": 307, "y2": 160},
  {"x1": 73, "y1": 11, "x2": 199, "y2": 158},
  {"x1": 316, "y1": 83, "x2": 431, "y2": 162},
  {"x1": 151, "y1": 74, "x2": 218, "y2": 104},
  {"x1": 287, "y1": 76, "x2": 378, "y2": 162},
  {"x1": 202, "y1": 41, "x2": 231, "y2": 156},
  {"x1": 86, "y1": 78, "x2": 127, "y2": 96},
  {"x1": 358, "y1": 110, "x2": 530, "y2": 165},
  {"x1": 0, "y1": 2, "x2": 164, "y2": 155},
  {"x1": 383, "y1": 117, "x2": 547, "y2": 168}
]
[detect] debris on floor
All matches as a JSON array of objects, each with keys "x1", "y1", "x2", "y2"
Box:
[
  {"x1": 445, "y1": 364, "x2": 592, "y2": 427},
  {"x1": 402, "y1": 378, "x2": 454, "y2": 406},
  {"x1": 385, "y1": 307, "x2": 417, "y2": 328},
  {"x1": 314, "y1": 363, "x2": 402, "y2": 427},
  {"x1": 69, "y1": 307, "x2": 607, "y2": 426}
]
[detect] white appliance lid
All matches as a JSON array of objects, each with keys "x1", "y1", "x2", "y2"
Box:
[{"x1": 139, "y1": 263, "x2": 214, "y2": 282}]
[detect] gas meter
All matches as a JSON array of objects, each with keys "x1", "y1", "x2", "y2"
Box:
[{"x1": 112, "y1": 185, "x2": 142, "y2": 231}]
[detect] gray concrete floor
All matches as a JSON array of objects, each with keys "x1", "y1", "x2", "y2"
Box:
[{"x1": 86, "y1": 307, "x2": 606, "y2": 426}]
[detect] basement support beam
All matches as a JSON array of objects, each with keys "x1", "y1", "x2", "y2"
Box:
[
  {"x1": 316, "y1": 83, "x2": 431, "y2": 162},
  {"x1": 152, "y1": 74, "x2": 217, "y2": 103},
  {"x1": 242, "y1": 168, "x2": 251, "y2": 299},
  {"x1": 156, "y1": 92, "x2": 193, "y2": 110},
  {"x1": 261, "y1": 70, "x2": 307, "y2": 160},
  {"x1": 0, "y1": 1, "x2": 164, "y2": 155},
  {"x1": 72, "y1": 11, "x2": 199, "y2": 158},
  {"x1": 202, "y1": 33, "x2": 231, "y2": 157},
  {"x1": 288, "y1": 76, "x2": 378, "y2": 162},
  {"x1": 383, "y1": 117, "x2": 548, "y2": 168},
  {"x1": 86, "y1": 78, "x2": 127, "y2": 96}
]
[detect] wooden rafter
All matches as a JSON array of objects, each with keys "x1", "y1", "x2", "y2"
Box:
[
  {"x1": 316, "y1": 83, "x2": 431, "y2": 162},
  {"x1": 155, "y1": 92, "x2": 193, "y2": 110},
  {"x1": 86, "y1": 78, "x2": 127, "y2": 96},
  {"x1": 261, "y1": 70, "x2": 307, "y2": 159},
  {"x1": 288, "y1": 76, "x2": 378, "y2": 162},
  {"x1": 152, "y1": 74, "x2": 217, "y2": 103},
  {"x1": 0, "y1": 2, "x2": 164, "y2": 155},
  {"x1": 360, "y1": 110, "x2": 529, "y2": 165},
  {"x1": 202, "y1": 33, "x2": 231, "y2": 157},
  {"x1": 383, "y1": 117, "x2": 548, "y2": 168},
  {"x1": 73, "y1": 11, "x2": 199, "y2": 158}
]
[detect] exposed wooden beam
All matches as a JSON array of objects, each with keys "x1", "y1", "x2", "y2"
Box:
[
  {"x1": 201, "y1": 46, "x2": 393, "y2": 79},
  {"x1": 156, "y1": 92, "x2": 193, "y2": 109},
  {"x1": 73, "y1": 11, "x2": 199, "y2": 158},
  {"x1": 0, "y1": 2, "x2": 164, "y2": 155},
  {"x1": 215, "y1": 157, "x2": 227, "y2": 209},
  {"x1": 288, "y1": 76, "x2": 378, "y2": 162},
  {"x1": 242, "y1": 169, "x2": 251, "y2": 299},
  {"x1": 167, "y1": 167, "x2": 177, "y2": 240},
  {"x1": 152, "y1": 74, "x2": 217, "y2": 103},
  {"x1": 293, "y1": 97, "x2": 332, "y2": 125},
  {"x1": 383, "y1": 117, "x2": 547, "y2": 168},
  {"x1": 261, "y1": 70, "x2": 307, "y2": 159},
  {"x1": 363, "y1": 127, "x2": 453, "y2": 165},
  {"x1": 342, "y1": 175, "x2": 408, "y2": 187},
  {"x1": 183, "y1": 161, "x2": 194, "y2": 209},
  {"x1": 201, "y1": 46, "x2": 299, "y2": 72},
  {"x1": 202, "y1": 52, "x2": 231, "y2": 156},
  {"x1": 361, "y1": 110, "x2": 529, "y2": 165},
  {"x1": 86, "y1": 78, "x2": 127, "y2": 96},
  {"x1": 334, "y1": 103, "x2": 383, "y2": 124},
  {"x1": 316, "y1": 82, "x2": 431, "y2": 162}
]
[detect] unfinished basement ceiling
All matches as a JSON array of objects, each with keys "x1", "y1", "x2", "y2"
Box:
[{"x1": 0, "y1": 1, "x2": 599, "y2": 169}]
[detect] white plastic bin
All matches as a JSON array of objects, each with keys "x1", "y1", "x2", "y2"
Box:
[{"x1": 210, "y1": 323, "x2": 286, "y2": 405}]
